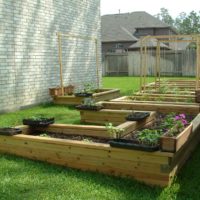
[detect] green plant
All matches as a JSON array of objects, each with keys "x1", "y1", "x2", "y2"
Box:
[
  {"x1": 83, "y1": 97, "x2": 96, "y2": 106},
  {"x1": 83, "y1": 83, "x2": 94, "y2": 93},
  {"x1": 136, "y1": 129, "x2": 162, "y2": 146},
  {"x1": 39, "y1": 133, "x2": 50, "y2": 138},
  {"x1": 106, "y1": 123, "x2": 124, "y2": 139},
  {"x1": 28, "y1": 115, "x2": 46, "y2": 121},
  {"x1": 83, "y1": 138, "x2": 93, "y2": 143}
]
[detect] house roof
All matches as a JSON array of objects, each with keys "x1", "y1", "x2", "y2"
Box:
[
  {"x1": 101, "y1": 11, "x2": 176, "y2": 42},
  {"x1": 128, "y1": 38, "x2": 171, "y2": 50}
]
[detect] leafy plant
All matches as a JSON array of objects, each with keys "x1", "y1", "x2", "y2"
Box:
[
  {"x1": 106, "y1": 123, "x2": 124, "y2": 139},
  {"x1": 164, "y1": 113, "x2": 188, "y2": 137},
  {"x1": 136, "y1": 129, "x2": 162, "y2": 146},
  {"x1": 83, "y1": 83, "x2": 94, "y2": 93},
  {"x1": 83, "y1": 97, "x2": 96, "y2": 106},
  {"x1": 39, "y1": 133, "x2": 50, "y2": 138},
  {"x1": 28, "y1": 115, "x2": 46, "y2": 121},
  {"x1": 83, "y1": 138, "x2": 93, "y2": 143}
]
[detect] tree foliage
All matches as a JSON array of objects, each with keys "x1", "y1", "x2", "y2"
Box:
[{"x1": 155, "y1": 8, "x2": 200, "y2": 34}]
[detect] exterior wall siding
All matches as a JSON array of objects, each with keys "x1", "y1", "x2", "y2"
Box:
[{"x1": 0, "y1": 0, "x2": 101, "y2": 112}]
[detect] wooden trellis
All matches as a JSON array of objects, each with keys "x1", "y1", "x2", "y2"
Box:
[
  {"x1": 57, "y1": 32, "x2": 100, "y2": 96},
  {"x1": 140, "y1": 34, "x2": 200, "y2": 92}
]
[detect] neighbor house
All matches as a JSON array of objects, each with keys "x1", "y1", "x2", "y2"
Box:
[
  {"x1": 101, "y1": 11, "x2": 177, "y2": 53},
  {"x1": 0, "y1": 0, "x2": 101, "y2": 112}
]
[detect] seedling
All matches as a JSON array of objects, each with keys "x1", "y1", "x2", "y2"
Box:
[{"x1": 106, "y1": 123, "x2": 124, "y2": 139}]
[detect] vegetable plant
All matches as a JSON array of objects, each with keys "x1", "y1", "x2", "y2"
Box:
[
  {"x1": 136, "y1": 129, "x2": 162, "y2": 146},
  {"x1": 106, "y1": 123, "x2": 124, "y2": 139}
]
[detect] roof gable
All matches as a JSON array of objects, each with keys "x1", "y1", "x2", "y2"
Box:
[{"x1": 102, "y1": 11, "x2": 175, "y2": 42}]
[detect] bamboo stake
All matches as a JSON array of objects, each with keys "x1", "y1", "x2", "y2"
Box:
[
  {"x1": 196, "y1": 36, "x2": 200, "y2": 89},
  {"x1": 157, "y1": 41, "x2": 161, "y2": 90},
  {"x1": 143, "y1": 40, "x2": 147, "y2": 92},
  {"x1": 57, "y1": 32, "x2": 64, "y2": 96},
  {"x1": 95, "y1": 39, "x2": 100, "y2": 89},
  {"x1": 140, "y1": 40, "x2": 143, "y2": 92}
]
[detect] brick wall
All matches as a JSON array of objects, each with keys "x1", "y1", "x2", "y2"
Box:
[{"x1": 0, "y1": 0, "x2": 101, "y2": 112}]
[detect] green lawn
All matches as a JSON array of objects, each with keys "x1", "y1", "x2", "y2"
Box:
[
  {"x1": 103, "y1": 76, "x2": 154, "y2": 95},
  {"x1": 0, "y1": 77, "x2": 200, "y2": 200}
]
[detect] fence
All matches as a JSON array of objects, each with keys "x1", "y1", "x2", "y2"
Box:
[{"x1": 103, "y1": 49, "x2": 196, "y2": 77}]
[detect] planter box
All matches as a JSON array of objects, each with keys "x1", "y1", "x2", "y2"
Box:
[
  {"x1": 80, "y1": 109, "x2": 156, "y2": 126},
  {"x1": 52, "y1": 88, "x2": 120, "y2": 105},
  {"x1": 49, "y1": 87, "x2": 62, "y2": 96},
  {"x1": 109, "y1": 139, "x2": 159, "y2": 152},
  {"x1": 76, "y1": 105, "x2": 104, "y2": 111},
  {"x1": 160, "y1": 124, "x2": 193, "y2": 153},
  {"x1": 23, "y1": 118, "x2": 55, "y2": 127}
]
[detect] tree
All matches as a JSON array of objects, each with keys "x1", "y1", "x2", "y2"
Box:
[
  {"x1": 155, "y1": 8, "x2": 174, "y2": 27},
  {"x1": 175, "y1": 11, "x2": 200, "y2": 34},
  {"x1": 155, "y1": 8, "x2": 200, "y2": 34}
]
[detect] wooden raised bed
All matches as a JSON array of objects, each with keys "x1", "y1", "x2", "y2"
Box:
[
  {"x1": 0, "y1": 113, "x2": 200, "y2": 187},
  {"x1": 80, "y1": 109, "x2": 156, "y2": 125},
  {"x1": 51, "y1": 88, "x2": 120, "y2": 105},
  {"x1": 160, "y1": 124, "x2": 193, "y2": 153},
  {"x1": 108, "y1": 98, "x2": 200, "y2": 114}
]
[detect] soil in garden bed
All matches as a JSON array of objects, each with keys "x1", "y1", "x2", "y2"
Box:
[{"x1": 32, "y1": 131, "x2": 110, "y2": 144}]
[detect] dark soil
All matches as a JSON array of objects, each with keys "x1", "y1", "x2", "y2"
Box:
[{"x1": 33, "y1": 132, "x2": 109, "y2": 144}]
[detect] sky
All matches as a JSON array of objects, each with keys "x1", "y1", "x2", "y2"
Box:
[{"x1": 101, "y1": 0, "x2": 199, "y2": 18}]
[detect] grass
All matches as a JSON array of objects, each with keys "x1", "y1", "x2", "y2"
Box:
[
  {"x1": 0, "y1": 76, "x2": 199, "y2": 200},
  {"x1": 103, "y1": 76, "x2": 154, "y2": 95}
]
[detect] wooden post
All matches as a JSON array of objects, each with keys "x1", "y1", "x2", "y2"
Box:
[
  {"x1": 140, "y1": 40, "x2": 143, "y2": 92},
  {"x1": 95, "y1": 39, "x2": 100, "y2": 89},
  {"x1": 57, "y1": 32, "x2": 64, "y2": 96},
  {"x1": 157, "y1": 41, "x2": 161, "y2": 90},
  {"x1": 143, "y1": 40, "x2": 147, "y2": 92},
  {"x1": 196, "y1": 36, "x2": 200, "y2": 89}
]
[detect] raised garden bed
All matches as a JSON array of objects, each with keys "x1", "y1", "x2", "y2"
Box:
[
  {"x1": 80, "y1": 109, "x2": 156, "y2": 125},
  {"x1": 109, "y1": 98, "x2": 200, "y2": 114},
  {"x1": 51, "y1": 88, "x2": 120, "y2": 105},
  {"x1": 0, "y1": 113, "x2": 200, "y2": 187}
]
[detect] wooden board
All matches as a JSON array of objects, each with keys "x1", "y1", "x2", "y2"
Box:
[
  {"x1": 52, "y1": 88, "x2": 120, "y2": 105},
  {"x1": 31, "y1": 122, "x2": 136, "y2": 139},
  {"x1": 103, "y1": 101, "x2": 200, "y2": 115}
]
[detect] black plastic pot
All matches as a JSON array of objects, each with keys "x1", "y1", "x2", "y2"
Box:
[
  {"x1": 23, "y1": 117, "x2": 55, "y2": 127},
  {"x1": 125, "y1": 112, "x2": 150, "y2": 121},
  {"x1": 74, "y1": 92, "x2": 93, "y2": 97},
  {"x1": 0, "y1": 128, "x2": 22, "y2": 136},
  {"x1": 75, "y1": 105, "x2": 103, "y2": 111},
  {"x1": 109, "y1": 139, "x2": 159, "y2": 152}
]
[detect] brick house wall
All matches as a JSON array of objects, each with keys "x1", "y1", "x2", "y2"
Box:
[{"x1": 0, "y1": 0, "x2": 101, "y2": 112}]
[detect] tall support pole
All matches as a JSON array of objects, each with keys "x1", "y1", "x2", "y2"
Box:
[
  {"x1": 155, "y1": 41, "x2": 159, "y2": 91},
  {"x1": 157, "y1": 41, "x2": 161, "y2": 91},
  {"x1": 57, "y1": 32, "x2": 64, "y2": 96},
  {"x1": 143, "y1": 40, "x2": 147, "y2": 92},
  {"x1": 95, "y1": 39, "x2": 100, "y2": 89},
  {"x1": 140, "y1": 40, "x2": 143, "y2": 92},
  {"x1": 196, "y1": 36, "x2": 200, "y2": 89}
]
